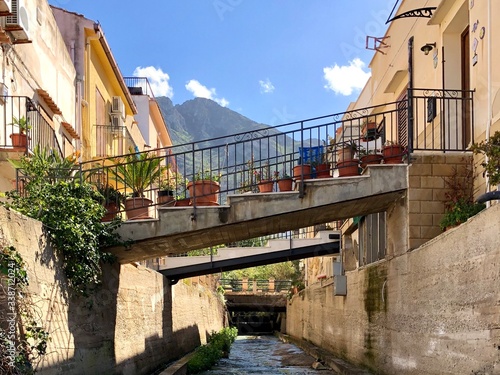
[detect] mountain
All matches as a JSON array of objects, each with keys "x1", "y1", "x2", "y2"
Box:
[
  {"x1": 157, "y1": 97, "x2": 271, "y2": 145},
  {"x1": 156, "y1": 97, "x2": 321, "y2": 186}
]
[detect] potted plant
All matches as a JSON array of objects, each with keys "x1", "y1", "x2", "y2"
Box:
[
  {"x1": 358, "y1": 146, "x2": 383, "y2": 169},
  {"x1": 361, "y1": 119, "x2": 379, "y2": 141},
  {"x1": 314, "y1": 146, "x2": 331, "y2": 178},
  {"x1": 255, "y1": 164, "x2": 274, "y2": 193},
  {"x1": 110, "y1": 150, "x2": 163, "y2": 220},
  {"x1": 9, "y1": 116, "x2": 31, "y2": 148},
  {"x1": 158, "y1": 170, "x2": 183, "y2": 206},
  {"x1": 96, "y1": 184, "x2": 123, "y2": 221},
  {"x1": 336, "y1": 140, "x2": 358, "y2": 163},
  {"x1": 382, "y1": 141, "x2": 406, "y2": 164},
  {"x1": 187, "y1": 169, "x2": 221, "y2": 205},
  {"x1": 274, "y1": 170, "x2": 293, "y2": 192}
]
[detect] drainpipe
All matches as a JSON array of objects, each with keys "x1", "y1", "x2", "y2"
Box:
[
  {"x1": 85, "y1": 29, "x2": 101, "y2": 159},
  {"x1": 486, "y1": 0, "x2": 492, "y2": 198}
]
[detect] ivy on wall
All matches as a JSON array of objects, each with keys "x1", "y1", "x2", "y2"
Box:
[{"x1": 3, "y1": 147, "x2": 124, "y2": 295}]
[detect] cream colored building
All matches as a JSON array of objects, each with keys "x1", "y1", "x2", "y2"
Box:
[
  {"x1": 306, "y1": 0, "x2": 499, "y2": 283},
  {"x1": 0, "y1": 0, "x2": 77, "y2": 192}
]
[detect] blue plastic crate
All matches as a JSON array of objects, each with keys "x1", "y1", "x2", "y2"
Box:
[{"x1": 298, "y1": 146, "x2": 324, "y2": 164}]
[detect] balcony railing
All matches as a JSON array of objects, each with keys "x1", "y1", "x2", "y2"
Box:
[
  {"x1": 92, "y1": 124, "x2": 137, "y2": 158},
  {"x1": 124, "y1": 77, "x2": 156, "y2": 98},
  {"x1": 79, "y1": 88, "x2": 474, "y2": 218},
  {"x1": 0, "y1": 96, "x2": 62, "y2": 156}
]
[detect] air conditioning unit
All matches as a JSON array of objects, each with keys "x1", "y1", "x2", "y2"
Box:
[
  {"x1": 110, "y1": 114, "x2": 124, "y2": 129},
  {"x1": 111, "y1": 96, "x2": 125, "y2": 120},
  {"x1": 0, "y1": 0, "x2": 12, "y2": 16},
  {"x1": 5, "y1": 0, "x2": 29, "y2": 41}
]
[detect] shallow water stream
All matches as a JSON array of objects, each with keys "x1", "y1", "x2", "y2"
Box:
[{"x1": 200, "y1": 335, "x2": 336, "y2": 375}]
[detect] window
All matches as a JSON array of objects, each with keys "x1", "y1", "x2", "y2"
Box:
[{"x1": 359, "y1": 213, "x2": 386, "y2": 266}]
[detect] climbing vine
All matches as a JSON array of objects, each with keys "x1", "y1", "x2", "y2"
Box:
[
  {"x1": 0, "y1": 245, "x2": 49, "y2": 375},
  {"x1": 4, "y1": 147, "x2": 124, "y2": 295}
]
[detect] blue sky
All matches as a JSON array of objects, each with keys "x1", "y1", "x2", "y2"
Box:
[{"x1": 49, "y1": 0, "x2": 393, "y2": 125}]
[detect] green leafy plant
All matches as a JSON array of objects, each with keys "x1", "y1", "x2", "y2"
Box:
[
  {"x1": 4, "y1": 147, "x2": 122, "y2": 295},
  {"x1": 110, "y1": 150, "x2": 164, "y2": 197},
  {"x1": 440, "y1": 159, "x2": 485, "y2": 230},
  {"x1": 193, "y1": 169, "x2": 221, "y2": 183},
  {"x1": 186, "y1": 327, "x2": 238, "y2": 374},
  {"x1": 470, "y1": 130, "x2": 500, "y2": 186},
  {"x1": 10, "y1": 116, "x2": 31, "y2": 134},
  {"x1": 96, "y1": 184, "x2": 124, "y2": 205},
  {"x1": 439, "y1": 198, "x2": 485, "y2": 230}
]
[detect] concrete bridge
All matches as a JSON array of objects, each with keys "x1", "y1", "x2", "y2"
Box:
[
  {"x1": 110, "y1": 164, "x2": 407, "y2": 263},
  {"x1": 159, "y1": 231, "x2": 340, "y2": 282}
]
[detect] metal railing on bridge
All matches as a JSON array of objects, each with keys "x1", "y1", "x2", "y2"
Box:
[
  {"x1": 219, "y1": 279, "x2": 292, "y2": 293},
  {"x1": 77, "y1": 88, "x2": 473, "y2": 219}
]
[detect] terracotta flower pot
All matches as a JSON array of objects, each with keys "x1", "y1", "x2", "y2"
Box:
[
  {"x1": 187, "y1": 180, "x2": 220, "y2": 206},
  {"x1": 360, "y1": 154, "x2": 383, "y2": 169},
  {"x1": 101, "y1": 202, "x2": 119, "y2": 222},
  {"x1": 293, "y1": 164, "x2": 312, "y2": 180},
  {"x1": 10, "y1": 133, "x2": 27, "y2": 148},
  {"x1": 315, "y1": 163, "x2": 331, "y2": 178},
  {"x1": 174, "y1": 198, "x2": 191, "y2": 207},
  {"x1": 158, "y1": 190, "x2": 175, "y2": 206},
  {"x1": 337, "y1": 159, "x2": 360, "y2": 177},
  {"x1": 124, "y1": 197, "x2": 153, "y2": 220},
  {"x1": 258, "y1": 180, "x2": 274, "y2": 193},
  {"x1": 277, "y1": 178, "x2": 293, "y2": 192},
  {"x1": 382, "y1": 144, "x2": 405, "y2": 164}
]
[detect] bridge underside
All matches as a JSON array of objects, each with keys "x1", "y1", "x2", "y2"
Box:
[
  {"x1": 159, "y1": 240, "x2": 340, "y2": 282},
  {"x1": 109, "y1": 165, "x2": 407, "y2": 263}
]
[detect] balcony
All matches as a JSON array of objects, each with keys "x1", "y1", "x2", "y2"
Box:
[
  {"x1": 92, "y1": 124, "x2": 137, "y2": 159},
  {"x1": 124, "y1": 77, "x2": 156, "y2": 98},
  {"x1": 79, "y1": 88, "x2": 474, "y2": 223},
  {"x1": 0, "y1": 96, "x2": 62, "y2": 160}
]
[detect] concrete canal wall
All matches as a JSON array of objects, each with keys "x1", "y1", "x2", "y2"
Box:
[
  {"x1": 287, "y1": 204, "x2": 500, "y2": 375},
  {"x1": 0, "y1": 207, "x2": 226, "y2": 375}
]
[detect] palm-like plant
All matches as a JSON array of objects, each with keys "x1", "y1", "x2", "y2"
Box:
[{"x1": 110, "y1": 151, "x2": 164, "y2": 197}]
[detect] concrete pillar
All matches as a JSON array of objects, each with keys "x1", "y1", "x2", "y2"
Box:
[
  {"x1": 269, "y1": 278, "x2": 275, "y2": 292},
  {"x1": 252, "y1": 280, "x2": 257, "y2": 292},
  {"x1": 242, "y1": 278, "x2": 248, "y2": 291}
]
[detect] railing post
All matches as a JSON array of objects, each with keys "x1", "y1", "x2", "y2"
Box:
[
  {"x1": 299, "y1": 121, "x2": 305, "y2": 198},
  {"x1": 242, "y1": 278, "x2": 248, "y2": 291},
  {"x1": 269, "y1": 278, "x2": 275, "y2": 293},
  {"x1": 407, "y1": 88, "x2": 414, "y2": 158}
]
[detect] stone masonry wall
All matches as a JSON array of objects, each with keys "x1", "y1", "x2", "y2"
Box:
[
  {"x1": 408, "y1": 153, "x2": 473, "y2": 250},
  {"x1": 287, "y1": 203, "x2": 500, "y2": 375},
  {"x1": 0, "y1": 207, "x2": 226, "y2": 375}
]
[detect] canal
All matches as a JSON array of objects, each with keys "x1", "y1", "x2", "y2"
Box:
[{"x1": 199, "y1": 335, "x2": 337, "y2": 374}]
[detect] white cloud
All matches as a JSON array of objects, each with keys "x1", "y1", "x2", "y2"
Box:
[
  {"x1": 185, "y1": 79, "x2": 229, "y2": 107},
  {"x1": 323, "y1": 58, "x2": 371, "y2": 96},
  {"x1": 259, "y1": 78, "x2": 275, "y2": 93},
  {"x1": 133, "y1": 66, "x2": 173, "y2": 97}
]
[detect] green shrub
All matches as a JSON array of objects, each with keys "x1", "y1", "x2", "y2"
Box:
[
  {"x1": 186, "y1": 327, "x2": 238, "y2": 374},
  {"x1": 439, "y1": 198, "x2": 485, "y2": 230}
]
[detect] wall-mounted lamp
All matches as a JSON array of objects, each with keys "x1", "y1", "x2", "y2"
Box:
[{"x1": 420, "y1": 42, "x2": 436, "y2": 56}]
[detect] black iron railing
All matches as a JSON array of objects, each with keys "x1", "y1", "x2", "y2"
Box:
[
  {"x1": 219, "y1": 279, "x2": 292, "y2": 293},
  {"x1": 78, "y1": 88, "x2": 474, "y2": 218},
  {"x1": 124, "y1": 77, "x2": 156, "y2": 98},
  {"x1": 0, "y1": 96, "x2": 62, "y2": 156},
  {"x1": 93, "y1": 124, "x2": 137, "y2": 158}
]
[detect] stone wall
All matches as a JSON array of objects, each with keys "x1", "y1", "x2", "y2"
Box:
[
  {"x1": 408, "y1": 153, "x2": 473, "y2": 250},
  {"x1": 0, "y1": 207, "x2": 226, "y2": 375},
  {"x1": 287, "y1": 203, "x2": 500, "y2": 375}
]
